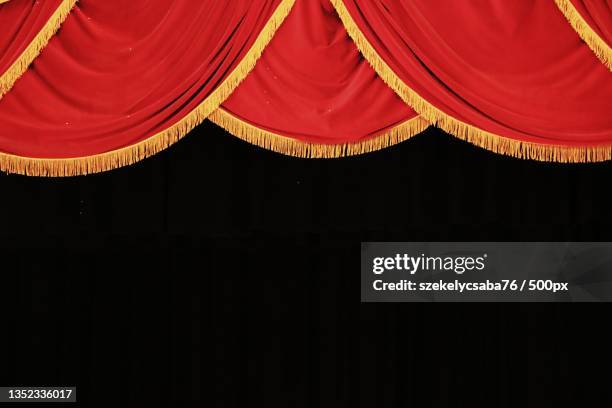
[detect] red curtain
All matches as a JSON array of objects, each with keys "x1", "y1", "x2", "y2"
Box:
[
  {"x1": 0, "y1": 0, "x2": 75, "y2": 98},
  {"x1": 213, "y1": 0, "x2": 427, "y2": 158},
  {"x1": 0, "y1": 0, "x2": 611, "y2": 176},
  {"x1": 555, "y1": 0, "x2": 612, "y2": 69},
  {"x1": 332, "y1": 0, "x2": 612, "y2": 162},
  {"x1": 0, "y1": 0, "x2": 294, "y2": 175}
]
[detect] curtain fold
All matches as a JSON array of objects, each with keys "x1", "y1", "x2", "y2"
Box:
[
  {"x1": 331, "y1": 0, "x2": 612, "y2": 162},
  {"x1": 211, "y1": 0, "x2": 428, "y2": 158},
  {"x1": 555, "y1": 0, "x2": 612, "y2": 70},
  {"x1": 0, "y1": 0, "x2": 295, "y2": 176},
  {"x1": 0, "y1": 0, "x2": 76, "y2": 99}
]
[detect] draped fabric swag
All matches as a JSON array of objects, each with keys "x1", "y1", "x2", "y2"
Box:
[
  {"x1": 0, "y1": 0, "x2": 610, "y2": 176},
  {"x1": 0, "y1": 0, "x2": 294, "y2": 175},
  {"x1": 211, "y1": 0, "x2": 428, "y2": 158},
  {"x1": 332, "y1": 0, "x2": 612, "y2": 162}
]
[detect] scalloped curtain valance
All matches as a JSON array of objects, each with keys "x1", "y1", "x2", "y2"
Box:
[{"x1": 0, "y1": 0, "x2": 610, "y2": 176}]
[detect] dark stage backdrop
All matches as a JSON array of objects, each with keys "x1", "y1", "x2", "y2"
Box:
[{"x1": 0, "y1": 123, "x2": 611, "y2": 407}]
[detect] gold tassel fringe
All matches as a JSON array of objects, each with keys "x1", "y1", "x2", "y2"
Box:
[
  {"x1": 330, "y1": 0, "x2": 612, "y2": 163},
  {"x1": 555, "y1": 0, "x2": 612, "y2": 71},
  {"x1": 0, "y1": 0, "x2": 78, "y2": 99},
  {"x1": 209, "y1": 107, "x2": 429, "y2": 158},
  {"x1": 0, "y1": 0, "x2": 296, "y2": 176}
]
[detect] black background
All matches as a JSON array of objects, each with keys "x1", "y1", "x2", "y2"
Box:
[{"x1": 1, "y1": 123, "x2": 611, "y2": 407}]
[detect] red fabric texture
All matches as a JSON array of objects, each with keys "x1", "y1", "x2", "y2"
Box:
[
  {"x1": 0, "y1": 0, "x2": 284, "y2": 158},
  {"x1": 339, "y1": 0, "x2": 612, "y2": 147},
  {"x1": 0, "y1": 0, "x2": 64, "y2": 87},
  {"x1": 570, "y1": 0, "x2": 612, "y2": 46},
  {"x1": 0, "y1": 0, "x2": 611, "y2": 173},
  {"x1": 219, "y1": 0, "x2": 420, "y2": 145}
]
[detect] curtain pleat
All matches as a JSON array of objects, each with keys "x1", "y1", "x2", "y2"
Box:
[
  {"x1": 0, "y1": 0, "x2": 76, "y2": 99},
  {"x1": 555, "y1": 0, "x2": 612, "y2": 70}
]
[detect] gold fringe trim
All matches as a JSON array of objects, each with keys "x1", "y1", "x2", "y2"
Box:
[
  {"x1": 330, "y1": 0, "x2": 612, "y2": 163},
  {"x1": 208, "y1": 107, "x2": 430, "y2": 158},
  {"x1": 0, "y1": 1, "x2": 12, "y2": 4},
  {"x1": 555, "y1": 0, "x2": 612, "y2": 71},
  {"x1": 0, "y1": 0, "x2": 296, "y2": 176},
  {"x1": 0, "y1": 0, "x2": 78, "y2": 99}
]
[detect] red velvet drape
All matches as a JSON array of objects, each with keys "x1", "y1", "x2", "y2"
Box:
[
  {"x1": 0, "y1": 0, "x2": 293, "y2": 175},
  {"x1": 0, "y1": 0, "x2": 75, "y2": 98},
  {"x1": 1, "y1": 0, "x2": 611, "y2": 176},
  {"x1": 555, "y1": 0, "x2": 612, "y2": 69},
  {"x1": 213, "y1": 0, "x2": 427, "y2": 157},
  {"x1": 333, "y1": 0, "x2": 612, "y2": 162}
]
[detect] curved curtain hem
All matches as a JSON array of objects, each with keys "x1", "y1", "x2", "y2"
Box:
[
  {"x1": 330, "y1": 0, "x2": 612, "y2": 163},
  {"x1": 0, "y1": 0, "x2": 78, "y2": 99},
  {"x1": 0, "y1": 0, "x2": 296, "y2": 177},
  {"x1": 554, "y1": 0, "x2": 612, "y2": 70},
  {"x1": 209, "y1": 107, "x2": 430, "y2": 158}
]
